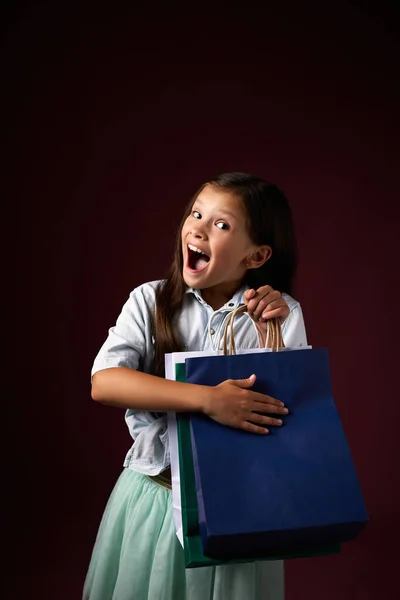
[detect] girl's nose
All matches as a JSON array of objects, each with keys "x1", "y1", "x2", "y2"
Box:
[{"x1": 190, "y1": 223, "x2": 206, "y2": 239}]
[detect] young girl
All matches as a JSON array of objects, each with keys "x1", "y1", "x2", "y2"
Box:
[{"x1": 83, "y1": 172, "x2": 308, "y2": 600}]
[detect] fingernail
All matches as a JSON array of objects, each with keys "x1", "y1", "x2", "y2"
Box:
[
  {"x1": 283, "y1": 408, "x2": 289, "y2": 414},
  {"x1": 264, "y1": 429, "x2": 269, "y2": 434},
  {"x1": 277, "y1": 420, "x2": 283, "y2": 425}
]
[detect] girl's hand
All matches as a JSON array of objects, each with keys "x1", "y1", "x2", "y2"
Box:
[
  {"x1": 203, "y1": 374, "x2": 289, "y2": 434},
  {"x1": 244, "y1": 285, "x2": 289, "y2": 325}
]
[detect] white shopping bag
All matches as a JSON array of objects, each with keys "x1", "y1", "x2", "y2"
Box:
[{"x1": 166, "y1": 350, "x2": 220, "y2": 547}]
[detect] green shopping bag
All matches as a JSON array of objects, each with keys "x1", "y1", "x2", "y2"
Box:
[{"x1": 175, "y1": 362, "x2": 341, "y2": 568}]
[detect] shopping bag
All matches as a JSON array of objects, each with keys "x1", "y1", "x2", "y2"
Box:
[
  {"x1": 187, "y1": 338, "x2": 369, "y2": 559},
  {"x1": 166, "y1": 345, "x2": 278, "y2": 550},
  {"x1": 166, "y1": 349, "x2": 224, "y2": 549},
  {"x1": 166, "y1": 337, "x2": 342, "y2": 567}
]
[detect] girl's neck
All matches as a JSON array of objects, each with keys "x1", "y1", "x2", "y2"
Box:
[{"x1": 201, "y1": 281, "x2": 243, "y2": 311}]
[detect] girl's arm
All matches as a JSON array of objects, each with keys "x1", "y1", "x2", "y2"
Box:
[
  {"x1": 92, "y1": 367, "x2": 206, "y2": 412},
  {"x1": 92, "y1": 367, "x2": 288, "y2": 435}
]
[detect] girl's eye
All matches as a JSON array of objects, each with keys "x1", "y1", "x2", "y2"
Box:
[
  {"x1": 192, "y1": 210, "x2": 201, "y2": 219},
  {"x1": 216, "y1": 222, "x2": 229, "y2": 230}
]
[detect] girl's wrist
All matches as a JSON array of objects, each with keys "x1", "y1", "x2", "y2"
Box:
[{"x1": 187, "y1": 383, "x2": 213, "y2": 415}]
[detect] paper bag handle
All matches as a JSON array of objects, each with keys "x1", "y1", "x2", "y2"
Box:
[{"x1": 222, "y1": 305, "x2": 284, "y2": 355}]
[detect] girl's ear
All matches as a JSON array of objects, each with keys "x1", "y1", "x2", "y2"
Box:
[{"x1": 243, "y1": 246, "x2": 272, "y2": 269}]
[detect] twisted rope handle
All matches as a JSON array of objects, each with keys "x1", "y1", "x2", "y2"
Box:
[{"x1": 222, "y1": 304, "x2": 284, "y2": 355}]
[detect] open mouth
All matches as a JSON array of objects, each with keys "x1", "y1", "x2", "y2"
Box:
[{"x1": 187, "y1": 244, "x2": 210, "y2": 272}]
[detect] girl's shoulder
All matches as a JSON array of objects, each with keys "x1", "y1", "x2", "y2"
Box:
[
  {"x1": 127, "y1": 279, "x2": 165, "y2": 307},
  {"x1": 132, "y1": 279, "x2": 164, "y2": 294}
]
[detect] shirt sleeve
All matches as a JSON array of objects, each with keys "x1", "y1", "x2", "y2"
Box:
[
  {"x1": 281, "y1": 296, "x2": 308, "y2": 348},
  {"x1": 91, "y1": 284, "x2": 156, "y2": 378}
]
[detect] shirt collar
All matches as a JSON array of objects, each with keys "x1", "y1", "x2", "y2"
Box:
[{"x1": 185, "y1": 284, "x2": 249, "y2": 309}]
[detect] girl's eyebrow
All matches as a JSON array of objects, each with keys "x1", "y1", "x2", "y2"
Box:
[
  {"x1": 217, "y1": 209, "x2": 237, "y2": 220},
  {"x1": 212, "y1": 210, "x2": 238, "y2": 222},
  {"x1": 192, "y1": 201, "x2": 238, "y2": 221}
]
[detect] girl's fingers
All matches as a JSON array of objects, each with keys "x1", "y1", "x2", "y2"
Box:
[
  {"x1": 247, "y1": 294, "x2": 273, "y2": 316},
  {"x1": 254, "y1": 403, "x2": 289, "y2": 416},
  {"x1": 261, "y1": 307, "x2": 289, "y2": 322},
  {"x1": 240, "y1": 412, "x2": 287, "y2": 435},
  {"x1": 245, "y1": 286, "x2": 274, "y2": 315},
  {"x1": 247, "y1": 291, "x2": 278, "y2": 317},
  {"x1": 241, "y1": 421, "x2": 269, "y2": 435},
  {"x1": 244, "y1": 288, "x2": 256, "y2": 299},
  {"x1": 248, "y1": 412, "x2": 284, "y2": 427},
  {"x1": 252, "y1": 295, "x2": 286, "y2": 319},
  {"x1": 251, "y1": 396, "x2": 288, "y2": 411},
  {"x1": 259, "y1": 298, "x2": 285, "y2": 312}
]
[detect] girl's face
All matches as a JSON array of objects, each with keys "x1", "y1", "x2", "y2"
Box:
[{"x1": 181, "y1": 185, "x2": 269, "y2": 304}]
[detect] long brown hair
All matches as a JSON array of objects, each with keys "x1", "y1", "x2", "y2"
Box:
[{"x1": 153, "y1": 172, "x2": 298, "y2": 376}]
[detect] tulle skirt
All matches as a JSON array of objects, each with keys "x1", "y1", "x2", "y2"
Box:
[{"x1": 83, "y1": 468, "x2": 284, "y2": 600}]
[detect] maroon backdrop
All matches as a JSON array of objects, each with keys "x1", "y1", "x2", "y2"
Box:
[{"x1": 5, "y1": 1, "x2": 399, "y2": 598}]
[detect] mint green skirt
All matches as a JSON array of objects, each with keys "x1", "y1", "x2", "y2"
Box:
[{"x1": 83, "y1": 468, "x2": 284, "y2": 600}]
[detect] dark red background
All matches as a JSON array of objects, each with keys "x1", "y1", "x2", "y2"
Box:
[{"x1": 4, "y1": 1, "x2": 399, "y2": 598}]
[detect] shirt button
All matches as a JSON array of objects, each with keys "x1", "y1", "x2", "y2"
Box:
[
  {"x1": 210, "y1": 328, "x2": 215, "y2": 335},
  {"x1": 228, "y1": 303, "x2": 234, "y2": 307}
]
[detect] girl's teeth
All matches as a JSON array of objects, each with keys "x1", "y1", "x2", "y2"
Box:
[{"x1": 188, "y1": 244, "x2": 205, "y2": 254}]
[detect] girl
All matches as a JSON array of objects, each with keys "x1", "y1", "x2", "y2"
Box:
[{"x1": 83, "y1": 172, "x2": 308, "y2": 600}]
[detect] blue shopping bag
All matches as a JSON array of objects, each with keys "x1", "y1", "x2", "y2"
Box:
[
  {"x1": 186, "y1": 348, "x2": 369, "y2": 559},
  {"x1": 167, "y1": 351, "x2": 341, "y2": 567}
]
